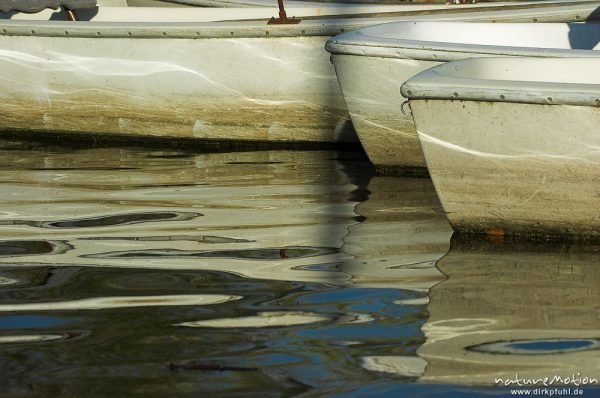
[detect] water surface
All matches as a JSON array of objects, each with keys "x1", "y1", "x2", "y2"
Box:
[{"x1": 0, "y1": 139, "x2": 597, "y2": 397}]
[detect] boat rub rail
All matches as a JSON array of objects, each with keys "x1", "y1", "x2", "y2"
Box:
[
  {"x1": 0, "y1": 19, "x2": 357, "y2": 38},
  {"x1": 401, "y1": 59, "x2": 600, "y2": 107}
]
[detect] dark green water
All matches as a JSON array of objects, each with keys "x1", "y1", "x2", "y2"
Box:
[{"x1": 0, "y1": 139, "x2": 598, "y2": 397}]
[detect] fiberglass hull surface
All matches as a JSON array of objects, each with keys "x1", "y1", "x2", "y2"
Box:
[
  {"x1": 327, "y1": 19, "x2": 600, "y2": 168},
  {"x1": 3, "y1": 2, "x2": 600, "y2": 144},
  {"x1": 412, "y1": 99, "x2": 600, "y2": 238}
]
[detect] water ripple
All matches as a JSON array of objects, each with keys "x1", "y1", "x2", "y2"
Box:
[
  {"x1": 80, "y1": 235, "x2": 253, "y2": 244},
  {"x1": 0, "y1": 211, "x2": 202, "y2": 229},
  {"x1": 84, "y1": 246, "x2": 339, "y2": 260},
  {"x1": 0, "y1": 331, "x2": 90, "y2": 344},
  {"x1": 0, "y1": 294, "x2": 241, "y2": 312},
  {"x1": 176, "y1": 311, "x2": 332, "y2": 329},
  {"x1": 0, "y1": 240, "x2": 72, "y2": 257},
  {"x1": 468, "y1": 339, "x2": 600, "y2": 355}
]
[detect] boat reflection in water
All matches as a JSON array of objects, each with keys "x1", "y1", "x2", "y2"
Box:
[
  {"x1": 0, "y1": 146, "x2": 362, "y2": 284},
  {"x1": 0, "y1": 139, "x2": 458, "y2": 396},
  {"x1": 0, "y1": 141, "x2": 452, "y2": 291},
  {"x1": 341, "y1": 175, "x2": 451, "y2": 293},
  {"x1": 363, "y1": 236, "x2": 600, "y2": 386},
  {"x1": 7, "y1": 138, "x2": 596, "y2": 395}
]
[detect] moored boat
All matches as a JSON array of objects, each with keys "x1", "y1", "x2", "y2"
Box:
[
  {"x1": 326, "y1": 19, "x2": 600, "y2": 170},
  {"x1": 7, "y1": 0, "x2": 553, "y2": 22},
  {"x1": 3, "y1": 1, "x2": 600, "y2": 145},
  {"x1": 401, "y1": 56, "x2": 600, "y2": 239}
]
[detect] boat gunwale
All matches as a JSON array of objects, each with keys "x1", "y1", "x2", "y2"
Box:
[
  {"x1": 401, "y1": 57, "x2": 600, "y2": 107},
  {"x1": 327, "y1": 42, "x2": 600, "y2": 62},
  {"x1": 0, "y1": 18, "x2": 360, "y2": 38},
  {"x1": 325, "y1": 10, "x2": 600, "y2": 57}
]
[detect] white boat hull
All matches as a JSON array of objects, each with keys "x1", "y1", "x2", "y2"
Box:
[
  {"x1": 8, "y1": 4, "x2": 546, "y2": 22},
  {"x1": 331, "y1": 53, "x2": 438, "y2": 169},
  {"x1": 327, "y1": 19, "x2": 600, "y2": 167},
  {"x1": 3, "y1": 3, "x2": 600, "y2": 144},
  {"x1": 404, "y1": 57, "x2": 600, "y2": 238},
  {"x1": 412, "y1": 99, "x2": 600, "y2": 237},
  {"x1": 0, "y1": 32, "x2": 355, "y2": 143}
]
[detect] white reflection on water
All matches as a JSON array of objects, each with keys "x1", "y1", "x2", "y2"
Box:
[
  {"x1": 421, "y1": 318, "x2": 498, "y2": 342},
  {"x1": 0, "y1": 276, "x2": 19, "y2": 285},
  {"x1": 176, "y1": 311, "x2": 332, "y2": 328},
  {"x1": 0, "y1": 334, "x2": 68, "y2": 344},
  {"x1": 0, "y1": 294, "x2": 241, "y2": 311}
]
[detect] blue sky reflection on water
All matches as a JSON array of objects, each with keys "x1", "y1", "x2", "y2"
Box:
[
  {"x1": 0, "y1": 315, "x2": 70, "y2": 329},
  {"x1": 508, "y1": 340, "x2": 597, "y2": 353}
]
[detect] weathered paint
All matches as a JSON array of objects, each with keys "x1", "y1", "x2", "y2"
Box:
[
  {"x1": 4, "y1": 3, "x2": 600, "y2": 145},
  {"x1": 328, "y1": 20, "x2": 600, "y2": 170},
  {"x1": 332, "y1": 54, "x2": 438, "y2": 168},
  {"x1": 412, "y1": 99, "x2": 600, "y2": 239},
  {"x1": 0, "y1": 34, "x2": 355, "y2": 143}
]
